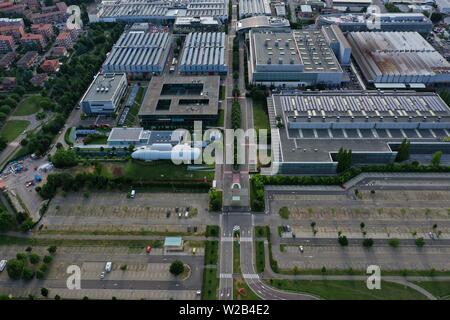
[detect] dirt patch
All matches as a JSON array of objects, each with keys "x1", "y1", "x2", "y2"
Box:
[{"x1": 112, "y1": 166, "x2": 124, "y2": 177}]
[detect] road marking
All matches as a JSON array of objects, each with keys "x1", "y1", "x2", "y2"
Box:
[
  {"x1": 221, "y1": 237, "x2": 234, "y2": 242},
  {"x1": 220, "y1": 273, "x2": 232, "y2": 279},
  {"x1": 242, "y1": 274, "x2": 259, "y2": 279},
  {"x1": 239, "y1": 237, "x2": 252, "y2": 242}
]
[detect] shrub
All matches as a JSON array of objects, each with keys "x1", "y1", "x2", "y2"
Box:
[
  {"x1": 29, "y1": 253, "x2": 40, "y2": 264},
  {"x1": 279, "y1": 207, "x2": 289, "y2": 219},
  {"x1": 415, "y1": 237, "x2": 425, "y2": 247},
  {"x1": 43, "y1": 255, "x2": 53, "y2": 264},
  {"x1": 169, "y1": 260, "x2": 185, "y2": 276},
  {"x1": 338, "y1": 235, "x2": 348, "y2": 246},
  {"x1": 362, "y1": 238, "x2": 374, "y2": 247},
  {"x1": 388, "y1": 238, "x2": 400, "y2": 248}
]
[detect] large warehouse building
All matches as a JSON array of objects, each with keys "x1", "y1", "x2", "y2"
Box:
[
  {"x1": 318, "y1": 13, "x2": 433, "y2": 33},
  {"x1": 138, "y1": 75, "x2": 220, "y2": 127},
  {"x1": 268, "y1": 91, "x2": 450, "y2": 174},
  {"x1": 248, "y1": 29, "x2": 344, "y2": 87},
  {"x1": 102, "y1": 29, "x2": 171, "y2": 76},
  {"x1": 347, "y1": 31, "x2": 450, "y2": 86},
  {"x1": 239, "y1": 0, "x2": 271, "y2": 19},
  {"x1": 179, "y1": 32, "x2": 227, "y2": 74},
  {"x1": 97, "y1": 0, "x2": 229, "y2": 23},
  {"x1": 80, "y1": 73, "x2": 127, "y2": 115}
]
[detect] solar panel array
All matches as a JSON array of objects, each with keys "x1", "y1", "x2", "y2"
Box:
[
  {"x1": 103, "y1": 31, "x2": 171, "y2": 74},
  {"x1": 279, "y1": 93, "x2": 449, "y2": 115}
]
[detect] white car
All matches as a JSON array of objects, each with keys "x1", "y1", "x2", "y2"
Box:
[
  {"x1": 105, "y1": 262, "x2": 112, "y2": 272},
  {"x1": 298, "y1": 245, "x2": 304, "y2": 253},
  {"x1": 0, "y1": 259, "x2": 7, "y2": 272},
  {"x1": 100, "y1": 271, "x2": 105, "y2": 279},
  {"x1": 184, "y1": 211, "x2": 189, "y2": 218}
]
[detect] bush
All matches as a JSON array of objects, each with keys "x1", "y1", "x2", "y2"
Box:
[
  {"x1": 36, "y1": 270, "x2": 45, "y2": 279},
  {"x1": 51, "y1": 148, "x2": 78, "y2": 168},
  {"x1": 388, "y1": 238, "x2": 400, "y2": 248},
  {"x1": 43, "y1": 255, "x2": 53, "y2": 264},
  {"x1": 47, "y1": 246, "x2": 57, "y2": 254},
  {"x1": 169, "y1": 260, "x2": 185, "y2": 276},
  {"x1": 41, "y1": 288, "x2": 49, "y2": 297},
  {"x1": 22, "y1": 267, "x2": 35, "y2": 281},
  {"x1": 6, "y1": 259, "x2": 25, "y2": 279},
  {"x1": 279, "y1": 207, "x2": 289, "y2": 219},
  {"x1": 338, "y1": 235, "x2": 348, "y2": 246},
  {"x1": 362, "y1": 238, "x2": 374, "y2": 247},
  {"x1": 415, "y1": 237, "x2": 425, "y2": 247},
  {"x1": 28, "y1": 253, "x2": 40, "y2": 264}
]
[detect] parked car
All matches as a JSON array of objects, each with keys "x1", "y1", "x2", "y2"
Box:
[
  {"x1": 0, "y1": 259, "x2": 7, "y2": 272},
  {"x1": 105, "y1": 262, "x2": 112, "y2": 272},
  {"x1": 100, "y1": 271, "x2": 105, "y2": 279},
  {"x1": 298, "y1": 245, "x2": 304, "y2": 253}
]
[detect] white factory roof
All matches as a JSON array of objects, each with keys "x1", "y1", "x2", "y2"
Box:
[
  {"x1": 102, "y1": 30, "x2": 171, "y2": 71},
  {"x1": 236, "y1": 16, "x2": 290, "y2": 32},
  {"x1": 239, "y1": 0, "x2": 272, "y2": 18},
  {"x1": 179, "y1": 32, "x2": 226, "y2": 71}
]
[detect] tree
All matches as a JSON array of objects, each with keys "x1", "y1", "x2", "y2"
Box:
[
  {"x1": 51, "y1": 148, "x2": 78, "y2": 168},
  {"x1": 338, "y1": 235, "x2": 348, "y2": 246},
  {"x1": 20, "y1": 217, "x2": 34, "y2": 231},
  {"x1": 6, "y1": 259, "x2": 25, "y2": 279},
  {"x1": 362, "y1": 238, "x2": 374, "y2": 247},
  {"x1": 360, "y1": 222, "x2": 365, "y2": 229},
  {"x1": 431, "y1": 151, "x2": 442, "y2": 167},
  {"x1": 28, "y1": 253, "x2": 40, "y2": 264},
  {"x1": 336, "y1": 148, "x2": 352, "y2": 173},
  {"x1": 41, "y1": 288, "x2": 49, "y2": 297},
  {"x1": 169, "y1": 260, "x2": 185, "y2": 276},
  {"x1": 22, "y1": 267, "x2": 35, "y2": 281},
  {"x1": 415, "y1": 237, "x2": 425, "y2": 247},
  {"x1": 54, "y1": 295, "x2": 61, "y2": 300},
  {"x1": 395, "y1": 139, "x2": 410, "y2": 162},
  {"x1": 0, "y1": 112, "x2": 7, "y2": 122},
  {"x1": 321, "y1": 266, "x2": 326, "y2": 274},
  {"x1": 47, "y1": 246, "x2": 57, "y2": 254},
  {"x1": 43, "y1": 255, "x2": 53, "y2": 264},
  {"x1": 0, "y1": 212, "x2": 14, "y2": 232}
]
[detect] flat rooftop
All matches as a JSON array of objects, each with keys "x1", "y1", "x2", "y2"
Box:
[
  {"x1": 138, "y1": 75, "x2": 220, "y2": 117},
  {"x1": 82, "y1": 73, "x2": 126, "y2": 102},
  {"x1": 271, "y1": 91, "x2": 450, "y2": 163},
  {"x1": 347, "y1": 31, "x2": 450, "y2": 78}
]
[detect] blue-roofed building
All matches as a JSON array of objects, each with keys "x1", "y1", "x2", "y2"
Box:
[{"x1": 164, "y1": 236, "x2": 184, "y2": 252}]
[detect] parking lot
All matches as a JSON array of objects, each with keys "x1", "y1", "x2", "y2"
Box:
[
  {"x1": 275, "y1": 244, "x2": 450, "y2": 271},
  {"x1": 0, "y1": 245, "x2": 204, "y2": 300},
  {"x1": 38, "y1": 191, "x2": 217, "y2": 233},
  {"x1": 1, "y1": 156, "x2": 52, "y2": 221}
]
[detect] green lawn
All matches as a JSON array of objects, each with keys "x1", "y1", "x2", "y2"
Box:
[
  {"x1": 413, "y1": 282, "x2": 450, "y2": 299},
  {"x1": 233, "y1": 241, "x2": 240, "y2": 274},
  {"x1": 205, "y1": 225, "x2": 220, "y2": 238},
  {"x1": 254, "y1": 226, "x2": 269, "y2": 238},
  {"x1": 253, "y1": 99, "x2": 269, "y2": 132},
  {"x1": 85, "y1": 135, "x2": 108, "y2": 145},
  {"x1": 124, "y1": 87, "x2": 145, "y2": 126},
  {"x1": 255, "y1": 241, "x2": 265, "y2": 273},
  {"x1": 13, "y1": 95, "x2": 47, "y2": 116},
  {"x1": 119, "y1": 160, "x2": 214, "y2": 182},
  {"x1": 202, "y1": 267, "x2": 219, "y2": 300},
  {"x1": 234, "y1": 278, "x2": 261, "y2": 300},
  {"x1": 219, "y1": 85, "x2": 225, "y2": 100},
  {"x1": 217, "y1": 109, "x2": 225, "y2": 127},
  {"x1": 0, "y1": 120, "x2": 30, "y2": 142},
  {"x1": 265, "y1": 280, "x2": 428, "y2": 300}
]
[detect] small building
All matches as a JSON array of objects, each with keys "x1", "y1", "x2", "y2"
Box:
[
  {"x1": 0, "y1": 51, "x2": 17, "y2": 69},
  {"x1": 40, "y1": 59, "x2": 60, "y2": 73},
  {"x1": 163, "y1": 236, "x2": 184, "y2": 252},
  {"x1": 31, "y1": 23, "x2": 54, "y2": 40},
  {"x1": 17, "y1": 51, "x2": 38, "y2": 69},
  {"x1": 174, "y1": 16, "x2": 222, "y2": 33},
  {"x1": 0, "y1": 34, "x2": 15, "y2": 52},
  {"x1": 436, "y1": 0, "x2": 450, "y2": 13},
  {"x1": 80, "y1": 73, "x2": 127, "y2": 115},
  {"x1": 21, "y1": 33, "x2": 47, "y2": 50},
  {"x1": 49, "y1": 46, "x2": 68, "y2": 58},
  {"x1": 107, "y1": 127, "x2": 184, "y2": 147},
  {"x1": 0, "y1": 77, "x2": 16, "y2": 91},
  {"x1": 55, "y1": 31, "x2": 73, "y2": 48},
  {"x1": 30, "y1": 73, "x2": 49, "y2": 87}
]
